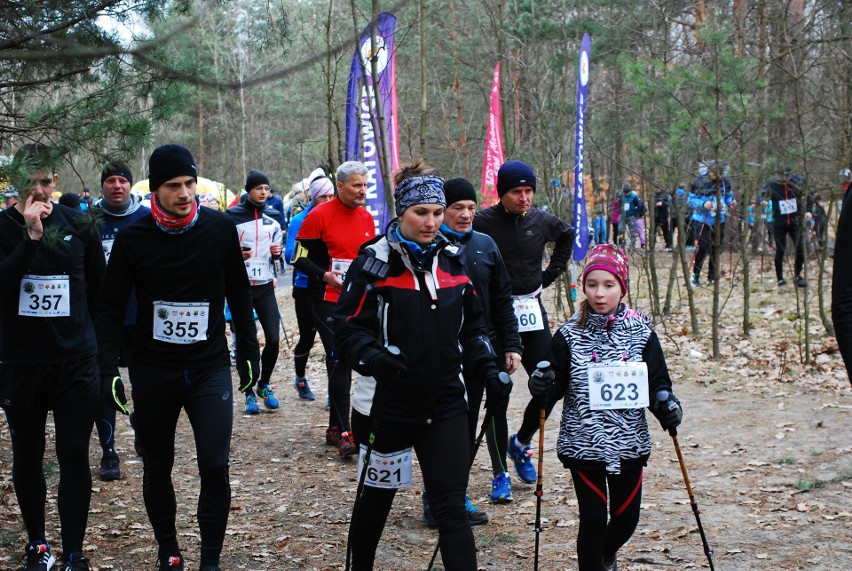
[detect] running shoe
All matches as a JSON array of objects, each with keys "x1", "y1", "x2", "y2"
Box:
[
  {"x1": 602, "y1": 553, "x2": 618, "y2": 570},
  {"x1": 61, "y1": 553, "x2": 90, "y2": 571},
  {"x1": 325, "y1": 426, "x2": 341, "y2": 447},
  {"x1": 489, "y1": 472, "x2": 513, "y2": 503},
  {"x1": 99, "y1": 449, "x2": 121, "y2": 481},
  {"x1": 794, "y1": 276, "x2": 806, "y2": 288},
  {"x1": 159, "y1": 554, "x2": 184, "y2": 570},
  {"x1": 508, "y1": 434, "x2": 537, "y2": 484},
  {"x1": 293, "y1": 377, "x2": 316, "y2": 400},
  {"x1": 259, "y1": 385, "x2": 279, "y2": 409},
  {"x1": 244, "y1": 393, "x2": 259, "y2": 415},
  {"x1": 24, "y1": 541, "x2": 55, "y2": 571},
  {"x1": 339, "y1": 431, "x2": 357, "y2": 457},
  {"x1": 777, "y1": 278, "x2": 787, "y2": 287},
  {"x1": 465, "y1": 495, "x2": 489, "y2": 525},
  {"x1": 690, "y1": 275, "x2": 701, "y2": 287}
]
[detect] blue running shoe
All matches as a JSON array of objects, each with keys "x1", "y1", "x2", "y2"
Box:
[
  {"x1": 465, "y1": 495, "x2": 489, "y2": 525},
  {"x1": 259, "y1": 386, "x2": 279, "y2": 409},
  {"x1": 421, "y1": 492, "x2": 438, "y2": 528},
  {"x1": 508, "y1": 434, "x2": 537, "y2": 483},
  {"x1": 293, "y1": 377, "x2": 315, "y2": 401},
  {"x1": 489, "y1": 472, "x2": 513, "y2": 503},
  {"x1": 244, "y1": 393, "x2": 259, "y2": 415}
]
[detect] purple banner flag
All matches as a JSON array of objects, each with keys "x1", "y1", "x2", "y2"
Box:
[
  {"x1": 345, "y1": 12, "x2": 399, "y2": 235},
  {"x1": 573, "y1": 33, "x2": 592, "y2": 262}
]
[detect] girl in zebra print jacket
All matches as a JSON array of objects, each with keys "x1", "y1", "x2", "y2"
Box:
[{"x1": 538, "y1": 244, "x2": 682, "y2": 570}]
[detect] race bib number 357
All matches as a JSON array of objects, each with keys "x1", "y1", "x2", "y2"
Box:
[
  {"x1": 19, "y1": 275, "x2": 70, "y2": 317},
  {"x1": 357, "y1": 446, "x2": 413, "y2": 489},
  {"x1": 587, "y1": 361, "x2": 649, "y2": 410},
  {"x1": 153, "y1": 301, "x2": 209, "y2": 344}
]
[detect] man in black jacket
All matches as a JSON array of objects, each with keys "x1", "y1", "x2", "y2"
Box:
[
  {"x1": 473, "y1": 160, "x2": 574, "y2": 490},
  {"x1": 831, "y1": 168, "x2": 852, "y2": 387},
  {"x1": 440, "y1": 177, "x2": 523, "y2": 508},
  {"x1": 98, "y1": 144, "x2": 260, "y2": 571},
  {"x1": 0, "y1": 143, "x2": 105, "y2": 571}
]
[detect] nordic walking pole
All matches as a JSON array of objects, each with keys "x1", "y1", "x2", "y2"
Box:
[
  {"x1": 278, "y1": 314, "x2": 291, "y2": 349},
  {"x1": 425, "y1": 371, "x2": 512, "y2": 571},
  {"x1": 531, "y1": 360, "x2": 554, "y2": 571},
  {"x1": 345, "y1": 345, "x2": 401, "y2": 571},
  {"x1": 656, "y1": 390, "x2": 715, "y2": 571}
]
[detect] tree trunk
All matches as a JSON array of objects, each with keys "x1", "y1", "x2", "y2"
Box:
[{"x1": 418, "y1": 0, "x2": 427, "y2": 158}]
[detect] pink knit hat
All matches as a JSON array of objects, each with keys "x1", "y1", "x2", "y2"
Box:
[{"x1": 582, "y1": 244, "x2": 629, "y2": 296}]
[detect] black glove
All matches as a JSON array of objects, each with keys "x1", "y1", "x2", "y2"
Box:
[
  {"x1": 102, "y1": 375, "x2": 129, "y2": 415},
  {"x1": 529, "y1": 361, "x2": 556, "y2": 407},
  {"x1": 368, "y1": 348, "x2": 407, "y2": 382},
  {"x1": 484, "y1": 361, "x2": 512, "y2": 405},
  {"x1": 653, "y1": 390, "x2": 683, "y2": 433},
  {"x1": 238, "y1": 359, "x2": 261, "y2": 393}
]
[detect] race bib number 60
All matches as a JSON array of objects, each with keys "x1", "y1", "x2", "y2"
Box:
[
  {"x1": 153, "y1": 301, "x2": 209, "y2": 344},
  {"x1": 512, "y1": 294, "x2": 544, "y2": 332},
  {"x1": 357, "y1": 446, "x2": 413, "y2": 489},
  {"x1": 19, "y1": 275, "x2": 70, "y2": 317},
  {"x1": 587, "y1": 361, "x2": 649, "y2": 410}
]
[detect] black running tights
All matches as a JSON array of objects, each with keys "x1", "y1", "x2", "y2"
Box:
[
  {"x1": 235, "y1": 282, "x2": 280, "y2": 391},
  {"x1": 3, "y1": 361, "x2": 96, "y2": 555},
  {"x1": 570, "y1": 466, "x2": 643, "y2": 571},
  {"x1": 312, "y1": 300, "x2": 352, "y2": 431},
  {"x1": 130, "y1": 365, "x2": 233, "y2": 566},
  {"x1": 292, "y1": 285, "x2": 317, "y2": 378},
  {"x1": 349, "y1": 411, "x2": 475, "y2": 571}
]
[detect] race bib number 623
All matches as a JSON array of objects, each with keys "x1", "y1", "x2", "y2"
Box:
[{"x1": 587, "y1": 361, "x2": 649, "y2": 410}]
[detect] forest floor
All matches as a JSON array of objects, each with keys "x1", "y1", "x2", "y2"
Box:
[{"x1": 1, "y1": 248, "x2": 851, "y2": 571}]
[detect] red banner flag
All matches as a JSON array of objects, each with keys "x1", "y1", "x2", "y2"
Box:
[{"x1": 481, "y1": 62, "x2": 504, "y2": 205}]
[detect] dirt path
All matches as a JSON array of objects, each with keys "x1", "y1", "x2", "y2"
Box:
[{"x1": 1, "y1": 254, "x2": 850, "y2": 570}]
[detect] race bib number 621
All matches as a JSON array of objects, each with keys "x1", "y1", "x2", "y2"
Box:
[
  {"x1": 152, "y1": 301, "x2": 209, "y2": 344},
  {"x1": 357, "y1": 446, "x2": 413, "y2": 489}
]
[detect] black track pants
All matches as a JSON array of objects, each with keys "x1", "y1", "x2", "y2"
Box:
[
  {"x1": 312, "y1": 300, "x2": 352, "y2": 431},
  {"x1": 773, "y1": 224, "x2": 805, "y2": 281},
  {"x1": 570, "y1": 467, "x2": 643, "y2": 570},
  {"x1": 130, "y1": 365, "x2": 233, "y2": 566},
  {"x1": 513, "y1": 300, "x2": 557, "y2": 445},
  {"x1": 2, "y1": 357, "x2": 97, "y2": 555},
  {"x1": 292, "y1": 285, "x2": 317, "y2": 378},
  {"x1": 349, "y1": 411, "x2": 476, "y2": 571},
  {"x1": 236, "y1": 282, "x2": 280, "y2": 391},
  {"x1": 466, "y1": 372, "x2": 510, "y2": 475}
]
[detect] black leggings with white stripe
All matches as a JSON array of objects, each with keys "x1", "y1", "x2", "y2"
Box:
[{"x1": 570, "y1": 466, "x2": 643, "y2": 570}]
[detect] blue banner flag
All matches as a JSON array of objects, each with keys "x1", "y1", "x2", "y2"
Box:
[
  {"x1": 345, "y1": 13, "x2": 400, "y2": 235},
  {"x1": 572, "y1": 34, "x2": 592, "y2": 262}
]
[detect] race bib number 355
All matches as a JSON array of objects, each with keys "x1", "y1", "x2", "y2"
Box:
[
  {"x1": 19, "y1": 275, "x2": 70, "y2": 317},
  {"x1": 153, "y1": 301, "x2": 209, "y2": 344},
  {"x1": 587, "y1": 361, "x2": 649, "y2": 410},
  {"x1": 357, "y1": 446, "x2": 413, "y2": 489}
]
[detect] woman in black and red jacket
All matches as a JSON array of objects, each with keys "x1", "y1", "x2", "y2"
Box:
[{"x1": 334, "y1": 176, "x2": 500, "y2": 571}]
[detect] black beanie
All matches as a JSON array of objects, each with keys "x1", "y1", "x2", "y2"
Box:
[
  {"x1": 101, "y1": 161, "x2": 133, "y2": 186},
  {"x1": 443, "y1": 177, "x2": 477, "y2": 205},
  {"x1": 245, "y1": 170, "x2": 270, "y2": 193},
  {"x1": 148, "y1": 145, "x2": 197, "y2": 192},
  {"x1": 496, "y1": 160, "x2": 536, "y2": 197}
]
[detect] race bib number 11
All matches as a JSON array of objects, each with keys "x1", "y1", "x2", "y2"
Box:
[
  {"x1": 587, "y1": 361, "x2": 649, "y2": 410},
  {"x1": 153, "y1": 301, "x2": 209, "y2": 344},
  {"x1": 357, "y1": 446, "x2": 413, "y2": 489}
]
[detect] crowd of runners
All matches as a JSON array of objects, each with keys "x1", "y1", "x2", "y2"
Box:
[{"x1": 5, "y1": 140, "x2": 847, "y2": 570}]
